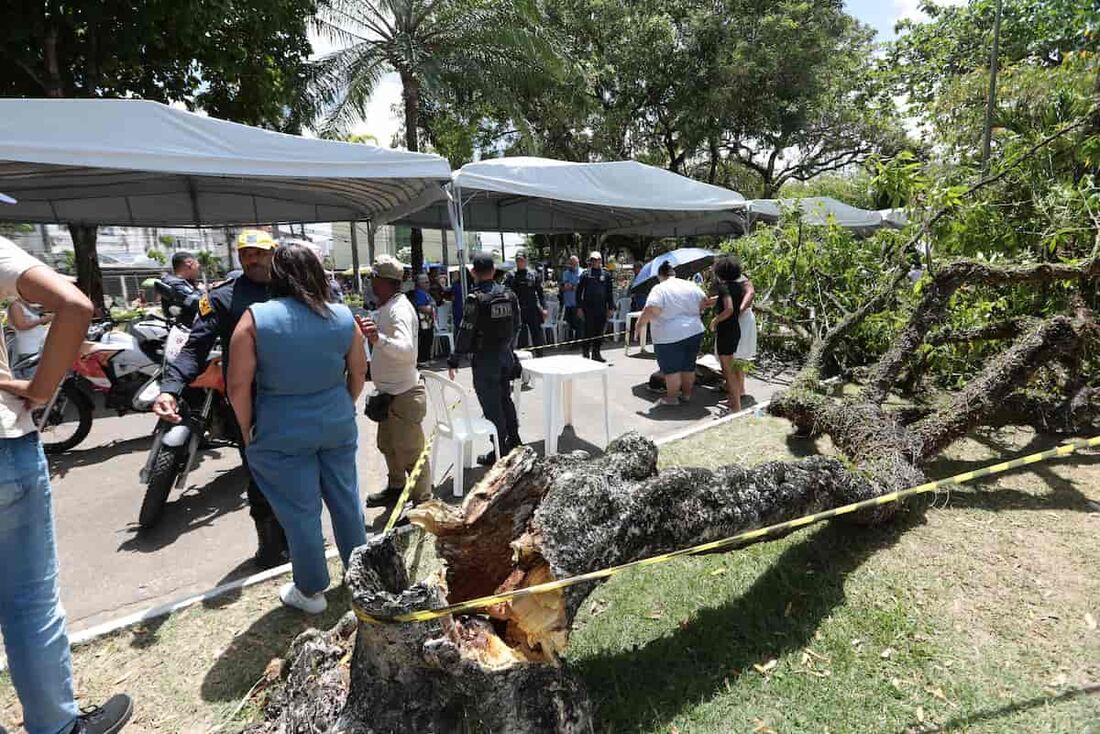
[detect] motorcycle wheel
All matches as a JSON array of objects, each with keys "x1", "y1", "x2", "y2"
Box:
[
  {"x1": 37, "y1": 383, "x2": 93, "y2": 454},
  {"x1": 139, "y1": 446, "x2": 183, "y2": 529}
]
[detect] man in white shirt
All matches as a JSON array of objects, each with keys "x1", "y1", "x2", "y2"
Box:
[
  {"x1": 0, "y1": 234, "x2": 133, "y2": 733},
  {"x1": 358, "y1": 255, "x2": 431, "y2": 509}
]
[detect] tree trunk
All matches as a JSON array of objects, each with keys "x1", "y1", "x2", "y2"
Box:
[
  {"x1": 254, "y1": 251, "x2": 1099, "y2": 732},
  {"x1": 401, "y1": 71, "x2": 425, "y2": 276},
  {"x1": 69, "y1": 224, "x2": 106, "y2": 314},
  {"x1": 256, "y1": 435, "x2": 886, "y2": 732}
]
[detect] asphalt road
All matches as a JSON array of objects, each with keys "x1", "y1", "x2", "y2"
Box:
[{"x1": 46, "y1": 344, "x2": 790, "y2": 634}]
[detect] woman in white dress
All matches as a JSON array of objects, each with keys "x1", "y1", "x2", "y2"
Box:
[{"x1": 733, "y1": 272, "x2": 757, "y2": 363}]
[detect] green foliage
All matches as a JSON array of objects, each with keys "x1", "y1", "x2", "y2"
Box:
[
  {"x1": 195, "y1": 250, "x2": 224, "y2": 279},
  {"x1": 145, "y1": 249, "x2": 167, "y2": 266},
  {"x1": 0, "y1": 223, "x2": 34, "y2": 236},
  {"x1": 157, "y1": 235, "x2": 176, "y2": 248},
  {"x1": 109, "y1": 307, "x2": 144, "y2": 323},
  {"x1": 58, "y1": 250, "x2": 76, "y2": 273},
  {"x1": 723, "y1": 220, "x2": 911, "y2": 370},
  {"x1": 884, "y1": 0, "x2": 1098, "y2": 114},
  {"x1": 0, "y1": 0, "x2": 315, "y2": 131},
  {"x1": 418, "y1": 0, "x2": 907, "y2": 195}
]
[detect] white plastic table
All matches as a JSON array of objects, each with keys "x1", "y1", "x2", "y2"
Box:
[
  {"x1": 520, "y1": 355, "x2": 610, "y2": 456},
  {"x1": 625, "y1": 311, "x2": 650, "y2": 355}
]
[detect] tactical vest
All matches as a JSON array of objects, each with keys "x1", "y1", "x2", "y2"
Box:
[{"x1": 475, "y1": 285, "x2": 515, "y2": 349}]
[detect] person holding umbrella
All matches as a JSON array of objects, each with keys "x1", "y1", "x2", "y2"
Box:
[
  {"x1": 576, "y1": 251, "x2": 615, "y2": 362},
  {"x1": 634, "y1": 259, "x2": 707, "y2": 406}
]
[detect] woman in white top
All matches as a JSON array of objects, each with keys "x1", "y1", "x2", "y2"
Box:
[
  {"x1": 634, "y1": 261, "x2": 707, "y2": 406},
  {"x1": 7, "y1": 298, "x2": 52, "y2": 361}
]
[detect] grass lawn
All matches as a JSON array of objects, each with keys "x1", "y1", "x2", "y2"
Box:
[{"x1": 1, "y1": 418, "x2": 1097, "y2": 733}]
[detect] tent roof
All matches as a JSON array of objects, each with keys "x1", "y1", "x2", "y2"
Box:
[
  {"x1": 384, "y1": 156, "x2": 746, "y2": 233},
  {"x1": 0, "y1": 98, "x2": 451, "y2": 227},
  {"x1": 747, "y1": 197, "x2": 885, "y2": 232}
]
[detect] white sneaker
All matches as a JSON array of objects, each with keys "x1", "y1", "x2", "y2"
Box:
[{"x1": 279, "y1": 582, "x2": 327, "y2": 614}]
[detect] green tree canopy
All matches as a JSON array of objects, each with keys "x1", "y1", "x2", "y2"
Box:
[
  {"x1": 0, "y1": 0, "x2": 316, "y2": 309},
  {"x1": 419, "y1": 0, "x2": 907, "y2": 197}
]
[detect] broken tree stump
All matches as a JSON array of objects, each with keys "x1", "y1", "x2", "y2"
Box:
[{"x1": 258, "y1": 432, "x2": 883, "y2": 733}]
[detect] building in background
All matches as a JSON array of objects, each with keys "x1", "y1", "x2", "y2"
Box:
[{"x1": 330, "y1": 223, "x2": 477, "y2": 269}]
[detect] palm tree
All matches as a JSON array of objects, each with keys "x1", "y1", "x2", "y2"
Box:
[{"x1": 310, "y1": 0, "x2": 554, "y2": 273}]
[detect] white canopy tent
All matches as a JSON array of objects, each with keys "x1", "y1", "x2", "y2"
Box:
[
  {"x1": 0, "y1": 98, "x2": 452, "y2": 227},
  {"x1": 384, "y1": 156, "x2": 747, "y2": 234},
  {"x1": 745, "y1": 197, "x2": 900, "y2": 237},
  {"x1": 383, "y1": 156, "x2": 748, "y2": 299}
]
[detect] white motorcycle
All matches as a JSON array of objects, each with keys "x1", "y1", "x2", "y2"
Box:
[{"x1": 32, "y1": 286, "x2": 189, "y2": 453}]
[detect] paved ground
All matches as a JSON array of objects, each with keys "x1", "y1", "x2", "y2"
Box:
[{"x1": 47, "y1": 342, "x2": 792, "y2": 633}]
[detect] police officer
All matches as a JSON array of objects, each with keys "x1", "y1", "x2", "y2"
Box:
[
  {"x1": 448, "y1": 252, "x2": 521, "y2": 467},
  {"x1": 576, "y1": 251, "x2": 615, "y2": 362},
  {"x1": 503, "y1": 252, "x2": 546, "y2": 349},
  {"x1": 161, "y1": 251, "x2": 203, "y2": 324},
  {"x1": 152, "y1": 230, "x2": 288, "y2": 568}
]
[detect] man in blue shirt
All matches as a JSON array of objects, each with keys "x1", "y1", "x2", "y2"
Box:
[
  {"x1": 560, "y1": 254, "x2": 581, "y2": 343},
  {"x1": 410, "y1": 273, "x2": 436, "y2": 366}
]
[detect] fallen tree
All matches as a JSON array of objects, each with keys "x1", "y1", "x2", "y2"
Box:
[{"x1": 251, "y1": 253, "x2": 1098, "y2": 732}]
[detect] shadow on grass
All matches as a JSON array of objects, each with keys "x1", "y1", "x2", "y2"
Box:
[
  {"x1": 926, "y1": 431, "x2": 1100, "y2": 514},
  {"x1": 199, "y1": 584, "x2": 352, "y2": 704},
  {"x1": 927, "y1": 684, "x2": 1099, "y2": 732},
  {"x1": 573, "y1": 511, "x2": 925, "y2": 732}
]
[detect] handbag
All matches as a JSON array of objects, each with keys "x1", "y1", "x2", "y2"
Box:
[{"x1": 364, "y1": 390, "x2": 393, "y2": 422}]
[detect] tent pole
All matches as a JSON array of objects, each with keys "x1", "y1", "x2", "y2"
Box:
[
  {"x1": 441, "y1": 228, "x2": 450, "y2": 282},
  {"x1": 367, "y1": 221, "x2": 377, "y2": 264},
  {"x1": 349, "y1": 221, "x2": 363, "y2": 295}
]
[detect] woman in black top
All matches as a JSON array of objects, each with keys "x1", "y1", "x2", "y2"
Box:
[{"x1": 710, "y1": 256, "x2": 746, "y2": 411}]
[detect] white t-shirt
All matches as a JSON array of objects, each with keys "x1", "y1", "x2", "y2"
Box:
[
  {"x1": 371, "y1": 292, "x2": 420, "y2": 395},
  {"x1": 0, "y1": 236, "x2": 49, "y2": 437},
  {"x1": 644, "y1": 276, "x2": 705, "y2": 345}
]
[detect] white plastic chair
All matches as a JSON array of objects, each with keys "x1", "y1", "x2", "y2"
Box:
[
  {"x1": 433, "y1": 302, "x2": 454, "y2": 358},
  {"x1": 607, "y1": 297, "x2": 631, "y2": 341},
  {"x1": 541, "y1": 299, "x2": 560, "y2": 345},
  {"x1": 422, "y1": 371, "x2": 499, "y2": 497}
]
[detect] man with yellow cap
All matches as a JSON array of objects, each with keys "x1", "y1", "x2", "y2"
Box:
[{"x1": 154, "y1": 229, "x2": 288, "y2": 568}]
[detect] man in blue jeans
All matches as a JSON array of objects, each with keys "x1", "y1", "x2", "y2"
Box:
[{"x1": 0, "y1": 234, "x2": 132, "y2": 734}]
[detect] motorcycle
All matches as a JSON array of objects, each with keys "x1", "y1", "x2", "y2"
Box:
[
  {"x1": 134, "y1": 277, "x2": 237, "y2": 528},
  {"x1": 136, "y1": 348, "x2": 237, "y2": 529},
  {"x1": 31, "y1": 315, "x2": 170, "y2": 453},
  {"x1": 32, "y1": 280, "x2": 190, "y2": 454}
]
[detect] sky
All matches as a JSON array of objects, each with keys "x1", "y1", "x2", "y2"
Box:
[{"x1": 311, "y1": 0, "x2": 967, "y2": 148}]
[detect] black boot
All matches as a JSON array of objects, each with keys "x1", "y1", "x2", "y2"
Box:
[
  {"x1": 253, "y1": 516, "x2": 289, "y2": 569},
  {"x1": 477, "y1": 450, "x2": 497, "y2": 466}
]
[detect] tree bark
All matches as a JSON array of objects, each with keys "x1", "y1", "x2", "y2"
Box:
[
  {"x1": 69, "y1": 224, "x2": 106, "y2": 314},
  {"x1": 401, "y1": 71, "x2": 426, "y2": 276},
  {"x1": 257, "y1": 435, "x2": 884, "y2": 733}
]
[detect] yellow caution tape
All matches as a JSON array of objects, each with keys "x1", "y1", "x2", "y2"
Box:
[
  {"x1": 382, "y1": 431, "x2": 435, "y2": 533},
  {"x1": 357, "y1": 435, "x2": 1100, "y2": 625}
]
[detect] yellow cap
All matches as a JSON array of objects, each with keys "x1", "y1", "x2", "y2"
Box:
[{"x1": 236, "y1": 229, "x2": 278, "y2": 251}]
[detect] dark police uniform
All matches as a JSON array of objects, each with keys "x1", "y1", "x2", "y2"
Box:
[
  {"x1": 503, "y1": 267, "x2": 546, "y2": 349},
  {"x1": 160, "y1": 273, "x2": 202, "y2": 325},
  {"x1": 576, "y1": 266, "x2": 615, "y2": 361},
  {"x1": 447, "y1": 281, "x2": 521, "y2": 457},
  {"x1": 160, "y1": 274, "x2": 287, "y2": 566}
]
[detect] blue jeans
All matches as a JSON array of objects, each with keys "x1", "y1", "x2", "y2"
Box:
[
  {"x1": 247, "y1": 389, "x2": 366, "y2": 596},
  {"x1": 0, "y1": 433, "x2": 78, "y2": 734}
]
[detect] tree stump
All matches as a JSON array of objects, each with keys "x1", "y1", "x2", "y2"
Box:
[{"x1": 258, "y1": 433, "x2": 881, "y2": 733}]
